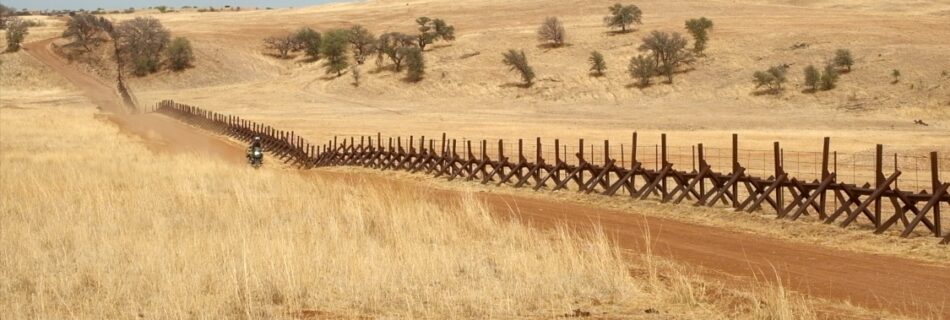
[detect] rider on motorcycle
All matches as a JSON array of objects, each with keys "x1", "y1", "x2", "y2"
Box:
[{"x1": 247, "y1": 136, "x2": 264, "y2": 164}]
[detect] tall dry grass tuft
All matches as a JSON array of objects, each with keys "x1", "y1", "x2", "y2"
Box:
[{"x1": 0, "y1": 107, "x2": 639, "y2": 318}]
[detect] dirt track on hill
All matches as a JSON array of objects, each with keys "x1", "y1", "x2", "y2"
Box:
[{"x1": 25, "y1": 38, "x2": 950, "y2": 319}]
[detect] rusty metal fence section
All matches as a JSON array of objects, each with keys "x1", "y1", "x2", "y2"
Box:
[{"x1": 154, "y1": 100, "x2": 950, "y2": 245}]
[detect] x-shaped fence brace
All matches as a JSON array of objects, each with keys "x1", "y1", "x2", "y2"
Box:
[{"x1": 153, "y1": 100, "x2": 950, "y2": 245}]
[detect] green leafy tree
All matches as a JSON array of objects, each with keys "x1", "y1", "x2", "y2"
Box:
[
  {"x1": 603, "y1": 3, "x2": 642, "y2": 32},
  {"x1": 165, "y1": 37, "x2": 194, "y2": 71},
  {"x1": 4, "y1": 17, "x2": 29, "y2": 52},
  {"x1": 589, "y1": 51, "x2": 606, "y2": 76},
  {"x1": 502, "y1": 49, "x2": 535, "y2": 86},
  {"x1": 294, "y1": 27, "x2": 321, "y2": 60},
  {"x1": 803, "y1": 64, "x2": 820, "y2": 91},
  {"x1": 628, "y1": 54, "x2": 655, "y2": 87},
  {"x1": 638, "y1": 31, "x2": 691, "y2": 83},
  {"x1": 347, "y1": 25, "x2": 374, "y2": 64},
  {"x1": 684, "y1": 17, "x2": 713, "y2": 54},
  {"x1": 819, "y1": 64, "x2": 839, "y2": 90},
  {"x1": 834, "y1": 49, "x2": 853, "y2": 72},
  {"x1": 116, "y1": 17, "x2": 170, "y2": 76},
  {"x1": 321, "y1": 29, "x2": 349, "y2": 76},
  {"x1": 62, "y1": 14, "x2": 112, "y2": 51},
  {"x1": 377, "y1": 32, "x2": 416, "y2": 71},
  {"x1": 432, "y1": 18, "x2": 455, "y2": 41},
  {"x1": 752, "y1": 65, "x2": 788, "y2": 92},
  {"x1": 415, "y1": 17, "x2": 455, "y2": 51},
  {"x1": 405, "y1": 47, "x2": 425, "y2": 82}
]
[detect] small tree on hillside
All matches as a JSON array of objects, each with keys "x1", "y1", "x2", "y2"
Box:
[
  {"x1": 803, "y1": 64, "x2": 820, "y2": 91},
  {"x1": 155, "y1": 5, "x2": 169, "y2": 13},
  {"x1": 165, "y1": 37, "x2": 194, "y2": 71},
  {"x1": 684, "y1": 17, "x2": 713, "y2": 54},
  {"x1": 116, "y1": 17, "x2": 170, "y2": 75},
  {"x1": 638, "y1": 30, "x2": 691, "y2": 83},
  {"x1": 502, "y1": 49, "x2": 535, "y2": 86},
  {"x1": 752, "y1": 65, "x2": 787, "y2": 93},
  {"x1": 377, "y1": 32, "x2": 416, "y2": 71},
  {"x1": 347, "y1": 24, "x2": 374, "y2": 64},
  {"x1": 405, "y1": 47, "x2": 425, "y2": 82},
  {"x1": 4, "y1": 17, "x2": 28, "y2": 52},
  {"x1": 415, "y1": 17, "x2": 455, "y2": 51},
  {"x1": 294, "y1": 27, "x2": 321, "y2": 60},
  {"x1": 834, "y1": 49, "x2": 853, "y2": 72},
  {"x1": 604, "y1": 3, "x2": 642, "y2": 33},
  {"x1": 628, "y1": 54, "x2": 655, "y2": 87},
  {"x1": 589, "y1": 51, "x2": 606, "y2": 76},
  {"x1": 263, "y1": 34, "x2": 297, "y2": 59},
  {"x1": 819, "y1": 64, "x2": 839, "y2": 90},
  {"x1": 537, "y1": 17, "x2": 566, "y2": 47},
  {"x1": 321, "y1": 29, "x2": 349, "y2": 77},
  {"x1": 63, "y1": 14, "x2": 113, "y2": 51},
  {"x1": 891, "y1": 69, "x2": 901, "y2": 84}
]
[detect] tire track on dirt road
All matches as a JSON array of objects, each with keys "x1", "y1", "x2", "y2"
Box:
[{"x1": 24, "y1": 37, "x2": 950, "y2": 319}]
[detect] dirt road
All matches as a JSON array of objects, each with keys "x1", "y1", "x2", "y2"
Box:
[
  {"x1": 25, "y1": 38, "x2": 949, "y2": 319},
  {"x1": 22, "y1": 39, "x2": 245, "y2": 162}
]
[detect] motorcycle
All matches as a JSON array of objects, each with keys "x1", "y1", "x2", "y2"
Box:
[{"x1": 247, "y1": 147, "x2": 264, "y2": 169}]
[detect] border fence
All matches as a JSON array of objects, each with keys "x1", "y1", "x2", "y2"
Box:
[{"x1": 154, "y1": 100, "x2": 950, "y2": 245}]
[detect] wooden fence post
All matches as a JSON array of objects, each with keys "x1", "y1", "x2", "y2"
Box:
[{"x1": 875, "y1": 144, "x2": 883, "y2": 227}]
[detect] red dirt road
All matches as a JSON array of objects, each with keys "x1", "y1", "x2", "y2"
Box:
[{"x1": 25, "y1": 38, "x2": 950, "y2": 319}]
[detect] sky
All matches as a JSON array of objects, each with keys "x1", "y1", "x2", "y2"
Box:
[{"x1": 1, "y1": 0, "x2": 346, "y2": 11}]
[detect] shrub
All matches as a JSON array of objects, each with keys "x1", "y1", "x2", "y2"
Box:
[
  {"x1": 638, "y1": 31, "x2": 691, "y2": 83},
  {"x1": 752, "y1": 65, "x2": 787, "y2": 92},
  {"x1": 537, "y1": 17, "x2": 566, "y2": 47},
  {"x1": 803, "y1": 64, "x2": 820, "y2": 91},
  {"x1": 263, "y1": 34, "x2": 297, "y2": 59},
  {"x1": 589, "y1": 51, "x2": 606, "y2": 76},
  {"x1": 376, "y1": 32, "x2": 416, "y2": 71},
  {"x1": 628, "y1": 54, "x2": 655, "y2": 87},
  {"x1": 4, "y1": 17, "x2": 28, "y2": 52},
  {"x1": 347, "y1": 25, "x2": 374, "y2": 64},
  {"x1": 833, "y1": 49, "x2": 853, "y2": 72},
  {"x1": 132, "y1": 56, "x2": 158, "y2": 76},
  {"x1": 684, "y1": 17, "x2": 713, "y2": 54},
  {"x1": 63, "y1": 14, "x2": 112, "y2": 51},
  {"x1": 603, "y1": 3, "x2": 642, "y2": 32},
  {"x1": 321, "y1": 29, "x2": 349, "y2": 76},
  {"x1": 155, "y1": 6, "x2": 169, "y2": 13},
  {"x1": 405, "y1": 47, "x2": 424, "y2": 82},
  {"x1": 819, "y1": 64, "x2": 838, "y2": 90},
  {"x1": 433, "y1": 18, "x2": 455, "y2": 41},
  {"x1": 165, "y1": 37, "x2": 194, "y2": 71},
  {"x1": 116, "y1": 17, "x2": 170, "y2": 75},
  {"x1": 890, "y1": 69, "x2": 900, "y2": 83},
  {"x1": 502, "y1": 49, "x2": 535, "y2": 86},
  {"x1": 123, "y1": 7, "x2": 136, "y2": 13},
  {"x1": 294, "y1": 27, "x2": 321, "y2": 60}
]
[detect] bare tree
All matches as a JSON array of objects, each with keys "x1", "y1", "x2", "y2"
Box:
[
  {"x1": 263, "y1": 34, "x2": 297, "y2": 59},
  {"x1": 502, "y1": 49, "x2": 535, "y2": 86},
  {"x1": 347, "y1": 24, "x2": 374, "y2": 64},
  {"x1": 63, "y1": 14, "x2": 113, "y2": 51},
  {"x1": 537, "y1": 17, "x2": 566, "y2": 47},
  {"x1": 115, "y1": 17, "x2": 170, "y2": 75},
  {"x1": 604, "y1": 3, "x2": 642, "y2": 33}
]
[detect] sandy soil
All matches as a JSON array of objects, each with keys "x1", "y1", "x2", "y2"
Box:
[{"x1": 21, "y1": 34, "x2": 950, "y2": 319}]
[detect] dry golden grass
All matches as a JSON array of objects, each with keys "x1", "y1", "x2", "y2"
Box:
[{"x1": 0, "y1": 92, "x2": 848, "y2": 319}]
